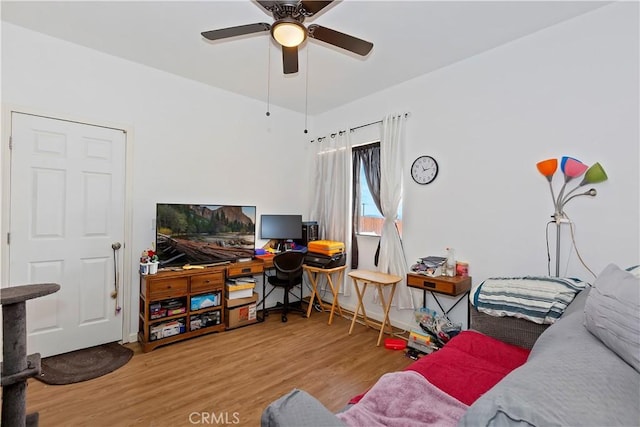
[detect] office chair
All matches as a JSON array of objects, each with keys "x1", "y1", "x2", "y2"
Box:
[{"x1": 265, "y1": 251, "x2": 306, "y2": 322}]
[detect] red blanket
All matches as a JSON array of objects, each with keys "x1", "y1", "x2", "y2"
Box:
[{"x1": 350, "y1": 330, "x2": 530, "y2": 406}]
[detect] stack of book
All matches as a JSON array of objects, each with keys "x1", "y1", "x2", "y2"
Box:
[
  {"x1": 408, "y1": 328, "x2": 439, "y2": 354},
  {"x1": 225, "y1": 277, "x2": 258, "y2": 329},
  {"x1": 410, "y1": 256, "x2": 446, "y2": 276},
  {"x1": 226, "y1": 277, "x2": 256, "y2": 299}
]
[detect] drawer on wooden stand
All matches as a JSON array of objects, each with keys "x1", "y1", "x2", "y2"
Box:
[
  {"x1": 190, "y1": 272, "x2": 224, "y2": 293},
  {"x1": 147, "y1": 278, "x2": 188, "y2": 300},
  {"x1": 406, "y1": 274, "x2": 471, "y2": 296},
  {"x1": 227, "y1": 261, "x2": 263, "y2": 278}
]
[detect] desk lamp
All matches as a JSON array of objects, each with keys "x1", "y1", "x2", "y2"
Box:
[{"x1": 536, "y1": 156, "x2": 608, "y2": 276}]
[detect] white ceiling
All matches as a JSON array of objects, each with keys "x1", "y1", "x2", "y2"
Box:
[{"x1": 1, "y1": 1, "x2": 609, "y2": 115}]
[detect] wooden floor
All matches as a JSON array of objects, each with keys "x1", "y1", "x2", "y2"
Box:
[{"x1": 25, "y1": 309, "x2": 413, "y2": 426}]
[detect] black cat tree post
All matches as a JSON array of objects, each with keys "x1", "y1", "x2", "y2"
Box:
[{"x1": 1, "y1": 283, "x2": 60, "y2": 427}]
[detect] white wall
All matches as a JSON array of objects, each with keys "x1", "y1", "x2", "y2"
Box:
[
  {"x1": 2, "y1": 2, "x2": 638, "y2": 341},
  {"x1": 1, "y1": 22, "x2": 312, "y2": 340},
  {"x1": 314, "y1": 2, "x2": 639, "y2": 330}
]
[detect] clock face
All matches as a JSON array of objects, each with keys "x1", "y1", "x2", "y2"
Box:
[{"x1": 411, "y1": 156, "x2": 438, "y2": 185}]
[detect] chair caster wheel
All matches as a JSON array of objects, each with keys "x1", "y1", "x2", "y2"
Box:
[{"x1": 282, "y1": 316, "x2": 288, "y2": 322}]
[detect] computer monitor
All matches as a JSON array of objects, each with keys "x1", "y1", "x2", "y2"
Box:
[{"x1": 260, "y1": 214, "x2": 303, "y2": 243}]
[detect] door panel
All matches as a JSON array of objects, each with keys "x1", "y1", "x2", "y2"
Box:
[
  {"x1": 9, "y1": 112, "x2": 126, "y2": 357},
  {"x1": 26, "y1": 260, "x2": 63, "y2": 334}
]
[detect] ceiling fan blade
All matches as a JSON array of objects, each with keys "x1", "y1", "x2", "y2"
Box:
[
  {"x1": 301, "y1": 1, "x2": 334, "y2": 15},
  {"x1": 308, "y1": 24, "x2": 373, "y2": 56},
  {"x1": 256, "y1": 1, "x2": 278, "y2": 12},
  {"x1": 282, "y1": 46, "x2": 299, "y2": 74},
  {"x1": 201, "y1": 23, "x2": 270, "y2": 41}
]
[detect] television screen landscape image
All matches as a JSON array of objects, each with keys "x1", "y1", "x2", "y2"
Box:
[{"x1": 156, "y1": 204, "x2": 256, "y2": 266}]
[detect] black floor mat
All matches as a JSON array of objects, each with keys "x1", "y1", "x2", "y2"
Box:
[{"x1": 36, "y1": 342, "x2": 133, "y2": 385}]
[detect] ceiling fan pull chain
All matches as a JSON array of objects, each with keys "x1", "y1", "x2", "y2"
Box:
[
  {"x1": 266, "y1": 37, "x2": 272, "y2": 117},
  {"x1": 304, "y1": 46, "x2": 309, "y2": 134}
]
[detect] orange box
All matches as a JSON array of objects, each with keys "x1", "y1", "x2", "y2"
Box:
[{"x1": 307, "y1": 240, "x2": 345, "y2": 256}]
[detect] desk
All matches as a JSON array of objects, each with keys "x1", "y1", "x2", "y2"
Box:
[
  {"x1": 257, "y1": 256, "x2": 274, "y2": 322},
  {"x1": 259, "y1": 256, "x2": 274, "y2": 270},
  {"x1": 348, "y1": 270, "x2": 402, "y2": 346},
  {"x1": 303, "y1": 264, "x2": 347, "y2": 325}
]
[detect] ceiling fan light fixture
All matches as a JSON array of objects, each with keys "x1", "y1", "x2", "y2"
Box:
[{"x1": 272, "y1": 18, "x2": 306, "y2": 47}]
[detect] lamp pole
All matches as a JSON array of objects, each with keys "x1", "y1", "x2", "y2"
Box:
[
  {"x1": 555, "y1": 219, "x2": 561, "y2": 277},
  {"x1": 553, "y1": 211, "x2": 569, "y2": 277}
]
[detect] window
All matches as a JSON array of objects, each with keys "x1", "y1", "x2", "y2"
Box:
[
  {"x1": 352, "y1": 142, "x2": 402, "y2": 237},
  {"x1": 357, "y1": 164, "x2": 383, "y2": 235}
]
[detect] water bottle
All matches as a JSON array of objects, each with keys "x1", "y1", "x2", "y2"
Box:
[{"x1": 445, "y1": 247, "x2": 456, "y2": 277}]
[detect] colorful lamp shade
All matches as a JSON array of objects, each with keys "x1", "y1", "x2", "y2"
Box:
[
  {"x1": 536, "y1": 158, "x2": 557, "y2": 179},
  {"x1": 561, "y1": 156, "x2": 589, "y2": 179},
  {"x1": 537, "y1": 156, "x2": 608, "y2": 219},
  {"x1": 580, "y1": 162, "x2": 608, "y2": 185}
]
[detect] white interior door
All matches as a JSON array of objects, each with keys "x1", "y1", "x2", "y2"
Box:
[{"x1": 8, "y1": 112, "x2": 126, "y2": 357}]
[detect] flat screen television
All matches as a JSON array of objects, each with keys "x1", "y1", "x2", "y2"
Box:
[
  {"x1": 260, "y1": 214, "x2": 303, "y2": 241},
  {"x1": 156, "y1": 204, "x2": 256, "y2": 267}
]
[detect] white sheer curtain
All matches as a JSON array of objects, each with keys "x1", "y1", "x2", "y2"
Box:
[
  {"x1": 378, "y1": 113, "x2": 413, "y2": 309},
  {"x1": 310, "y1": 131, "x2": 352, "y2": 296}
]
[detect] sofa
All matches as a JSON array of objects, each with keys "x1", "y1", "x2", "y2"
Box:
[{"x1": 261, "y1": 263, "x2": 640, "y2": 426}]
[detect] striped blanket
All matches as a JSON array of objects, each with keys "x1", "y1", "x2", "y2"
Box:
[{"x1": 473, "y1": 276, "x2": 587, "y2": 324}]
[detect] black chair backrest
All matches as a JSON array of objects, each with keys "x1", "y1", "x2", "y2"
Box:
[{"x1": 273, "y1": 251, "x2": 305, "y2": 283}]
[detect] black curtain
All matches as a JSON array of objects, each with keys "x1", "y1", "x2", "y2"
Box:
[{"x1": 351, "y1": 142, "x2": 381, "y2": 268}]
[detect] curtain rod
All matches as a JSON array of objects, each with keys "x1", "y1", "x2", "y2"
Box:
[
  {"x1": 349, "y1": 112, "x2": 411, "y2": 133},
  {"x1": 311, "y1": 130, "x2": 346, "y2": 144},
  {"x1": 310, "y1": 112, "x2": 410, "y2": 143}
]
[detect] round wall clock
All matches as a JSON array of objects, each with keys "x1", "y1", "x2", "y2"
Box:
[{"x1": 411, "y1": 155, "x2": 439, "y2": 185}]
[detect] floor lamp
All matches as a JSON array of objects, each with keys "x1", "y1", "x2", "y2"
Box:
[{"x1": 536, "y1": 157, "x2": 608, "y2": 277}]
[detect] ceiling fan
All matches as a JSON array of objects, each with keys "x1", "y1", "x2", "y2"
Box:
[{"x1": 201, "y1": 1, "x2": 374, "y2": 75}]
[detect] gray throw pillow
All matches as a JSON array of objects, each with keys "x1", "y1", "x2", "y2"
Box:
[
  {"x1": 261, "y1": 389, "x2": 346, "y2": 427},
  {"x1": 584, "y1": 263, "x2": 640, "y2": 372}
]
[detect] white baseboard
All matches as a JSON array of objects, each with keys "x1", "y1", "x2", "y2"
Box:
[
  {"x1": 122, "y1": 304, "x2": 417, "y2": 346},
  {"x1": 325, "y1": 301, "x2": 416, "y2": 335}
]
